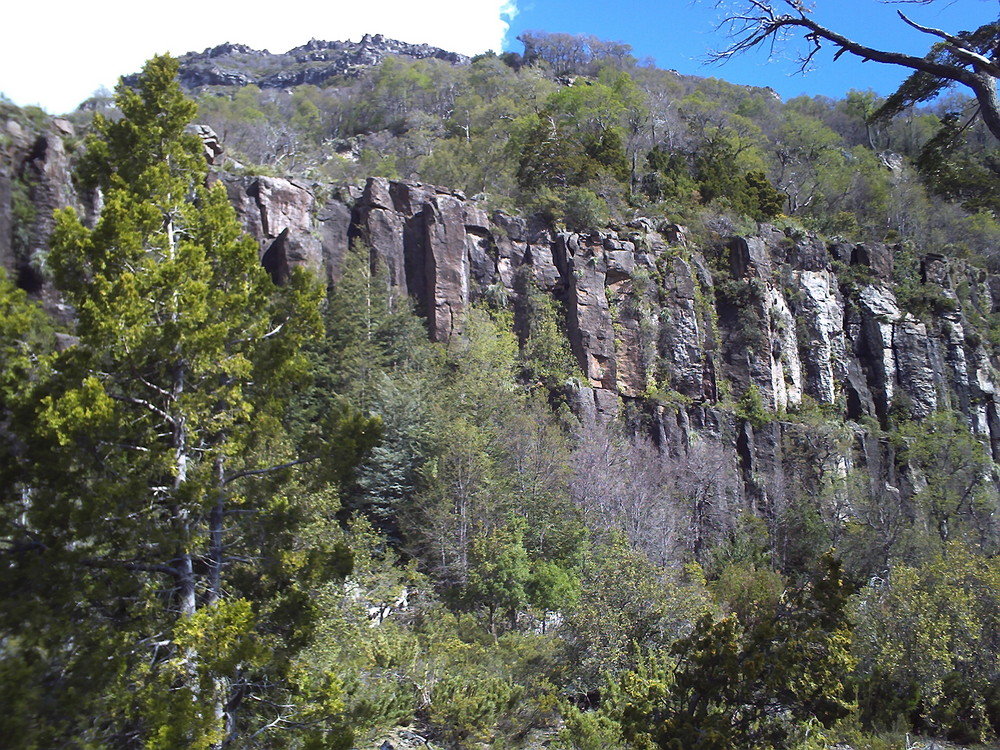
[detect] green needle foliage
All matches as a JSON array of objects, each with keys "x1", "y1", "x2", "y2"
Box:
[
  {"x1": 614, "y1": 552, "x2": 854, "y2": 750},
  {"x1": 0, "y1": 54, "x2": 368, "y2": 748}
]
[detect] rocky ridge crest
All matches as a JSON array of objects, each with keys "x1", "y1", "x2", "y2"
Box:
[{"x1": 145, "y1": 35, "x2": 471, "y2": 90}]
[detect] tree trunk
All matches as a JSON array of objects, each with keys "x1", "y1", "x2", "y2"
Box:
[{"x1": 972, "y1": 74, "x2": 1000, "y2": 143}]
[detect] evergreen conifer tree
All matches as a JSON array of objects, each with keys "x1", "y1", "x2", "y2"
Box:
[{"x1": 1, "y1": 55, "x2": 369, "y2": 748}]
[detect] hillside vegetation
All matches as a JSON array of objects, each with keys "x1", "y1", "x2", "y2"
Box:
[{"x1": 1, "y1": 34, "x2": 1000, "y2": 750}]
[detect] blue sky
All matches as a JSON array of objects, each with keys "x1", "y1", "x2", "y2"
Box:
[
  {"x1": 1, "y1": 0, "x2": 994, "y2": 114},
  {"x1": 504, "y1": 0, "x2": 997, "y2": 100}
]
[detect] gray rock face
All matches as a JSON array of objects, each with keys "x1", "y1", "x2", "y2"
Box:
[
  {"x1": 161, "y1": 35, "x2": 471, "y2": 92},
  {"x1": 424, "y1": 194, "x2": 470, "y2": 341},
  {"x1": 1, "y1": 119, "x2": 94, "y2": 313},
  {"x1": 659, "y1": 255, "x2": 712, "y2": 400},
  {"x1": 560, "y1": 233, "x2": 616, "y2": 390},
  {"x1": 893, "y1": 317, "x2": 938, "y2": 419},
  {"x1": 11, "y1": 138, "x2": 1000, "y2": 522},
  {"x1": 793, "y1": 270, "x2": 845, "y2": 404},
  {"x1": 856, "y1": 284, "x2": 901, "y2": 420}
]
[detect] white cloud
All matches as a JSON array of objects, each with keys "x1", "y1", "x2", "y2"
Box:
[{"x1": 1, "y1": 0, "x2": 519, "y2": 114}]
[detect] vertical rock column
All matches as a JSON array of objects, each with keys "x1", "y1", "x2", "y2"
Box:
[
  {"x1": 558, "y1": 233, "x2": 616, "y2": 390},
  {"x1": 794, "y1": 270, "x2": 846, "y2": 405},
  {"x1": 423, "y1": 194, "x2": 469, "y2": 342},
  {"x1": 856, "y1": 284, "x2": 901, "y2": 422},
  {"x1": 355, "y1": 177, "x2": 409, "y2": 295}
]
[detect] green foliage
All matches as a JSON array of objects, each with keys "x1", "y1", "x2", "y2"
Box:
[
  {"x1": 736, "y1": 383, "x2": 772, "y2": 429},
  {"x1": 890, "y1": 244, "x2": 960, "y2": 320},
  {"x1": 642, "y1": 146, "x2": 699, "y2": 206},
  {"x1": 553, "y1": 703, "x2": 626, "y2": 749},
  {"x1": 0, "y1": 269, "x2": 52, "y2": 403},
  {"x1": 9, "y1": 175, "x2": 38, "y2": 271},
  {"x1": 852, "y1": 546, "x2": 1000, "y2": 743},
  {"x1": 465, "y1": 521, "x2": 533, "y2": 632},
  {"x1": 742, "y1": 169, "x2": 785, "y2": 221},
  {"x1": 614, "y1": 553, "x2": 855, "y2": 750},
  {"x1": 529, "y1": 560, "x2": 581, "y2": 617},
  {"x1": 0, "y1": 55, "x2": 374, "y2": 748},
  {"x1": 564, "y1": 535, "x2": 712, "y2": 684},
  {"x1": 510, "y1": 71, "x2": 639, "y2": 228},
  {"x1": 643, "y1": 146, "x2": 783, "y2": 228},
  {"x1": 915, "y1": 112, "x2": 1000, "y2": 216},
  {"x1": 515, "y1": 269, "x2": 580, "y2": 386},
  {"x1": 899, "y1": 410, "x2": 997, "y2": 546}
]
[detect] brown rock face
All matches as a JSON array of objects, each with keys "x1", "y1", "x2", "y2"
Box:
[
  {"x1": 558, "y1": 233, "x2": 616, "y2": 390},
  {"x1": 423, "y1": 194, "x2": 469, "y2": 341},
  {"x1": 353, "y1": 178, "x2": 476, "y2": 340},
  {"x1": 224, "y1": 176, "x2": 323, "y2": 285}
]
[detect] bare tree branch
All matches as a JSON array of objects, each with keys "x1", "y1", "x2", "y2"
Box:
[
  {"x1": 710, "y1": 1, "x2": 1000, "y2": 141},
  {"x1": 897, "y1": 11, "x2": 1000, "y2": 77},
  {"x1": 222, "y1": 456, "x2": 317, "y2": 485}
]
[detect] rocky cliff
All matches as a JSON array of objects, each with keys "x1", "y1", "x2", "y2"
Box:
[
  {"x1": 5, "y1": 119, "x2": 1000, "y2": 520},
  {"x1": 143, "y1": 35, "x2": 470, "y2": 91},
  {"x1": 215, "y1": 172, "x2": 1000, "y2": 518}
]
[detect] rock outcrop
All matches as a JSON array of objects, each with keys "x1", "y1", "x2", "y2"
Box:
[
  {"x1": 1, "y1": 118, "x2": 96, "y2": 316},
  {"x1": 153, "y1": 35, "x2": 470, "y2": 92},
  {"x1": 6, "y1": 119, "x2": 1000, "y2": 519}
]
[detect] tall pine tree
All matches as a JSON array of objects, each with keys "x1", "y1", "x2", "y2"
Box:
[{"x1": 1, "y1": 55, "x2": 371, "y2": 748}]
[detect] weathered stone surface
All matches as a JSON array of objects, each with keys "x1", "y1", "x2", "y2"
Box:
[
  {"x1": 424, "y1": 194, "x2": 469, "y2": 341},
  {"x1": 466, "y1": 229, "x2": 495, "y2": 300},
  {"x1": 794, "y1": 270, "x2": 846, "y2": 404},
  {"x1": 17, "y1": 127, "x2": 82, "y2": 302},
  {"x1": 921, "y1": 253, "x2": 949, "y2": 287},
  {"x1": 988, "y1": 276, "x2": 1000, "y2": 314},
  {"x1": 188, "y1": 124, "x2": 224, "y2": 165},
  {"x1": 226, "y1": 176, "x2": 323, "y2": 282},
  {"x1": 605, "y1": 249, "x2": 635, "y2": 283},
  {"x1": 612, "y1": 277, "x2": 649, "y2": 398},
  {"x1": 253, "y1": 177, "x2": 314, "y2": 242},
  {"x1": 767, "y1": 285, "x2": 803, "y2": 411},
  {"x1": 464, "y1": 204, "x2": 489, "y2": 233},
  {"x1": 730, "y1": 235, "x2": 771, "y2": 279},
  {"x1": 659, "y1": 256, "x2": 711, "y2": 400},
  {"x1": 845, "y1": 360, "x2": 876, "y2": 421},
  {"x1": 562, "y1": 233, "x2": 615, "y2": 389},
  {"x1": 856, "y1": 284, "x2": 901, "y2": 419},
  {"x1": 224, "y1": 175, "x2": 265, "y2": 240},
  {"x1": 262, "y1": 228, "x2": 319, "y2": 285},
  {"x1": 785, "y1": 233, "x2": 829, "y2": 272},
  {"x1": 892, "y1": 317, "x2": 938, "y2": 419},
  {"x1": 523, "y1": 242, "x2": 559, "y2": 292},
  {"x1": 136, "y1": 35, "x2": 471, "y2": 92},
  {"x1": 940, "y1": 315, "x2": 971, "y2": 416},
  {"x1": 593, "y1": 387, "x2": 620, "y2": 418},
  {"x1": 316, "y1": 193, "x2": 353, "y2": 285},
  {"x1": 357, "y1": 203, "x2": 407, "y2": 293},
  {"x1": 852, "y1": 243, "x2": 893, "y2": 280}
]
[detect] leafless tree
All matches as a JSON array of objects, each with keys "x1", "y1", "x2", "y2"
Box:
[
  {"x1": 570, "y1": 423, "x2": 740, "y2": 567},
  {"x1": 710, "y1": 0, "x2": 1000, "y2": 141}
]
